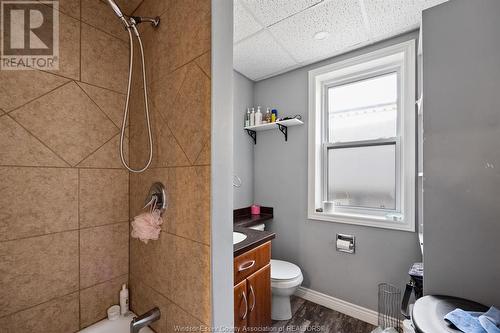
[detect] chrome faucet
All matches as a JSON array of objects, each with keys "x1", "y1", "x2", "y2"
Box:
[{"x1": 130, "y1": 307, "x2": 161, "y2": 333}]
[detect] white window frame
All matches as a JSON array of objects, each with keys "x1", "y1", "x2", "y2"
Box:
[{"x1": 307, "y1": 40, "x2": 416, "y2": 232}]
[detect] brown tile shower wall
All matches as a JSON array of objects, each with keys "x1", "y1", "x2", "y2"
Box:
[
  {"x1": 0, "y1": 1, "x2": 136, "y2": 331},
  {"x1": 128, "y1": 0, "x2": 212, "y2": 332}
]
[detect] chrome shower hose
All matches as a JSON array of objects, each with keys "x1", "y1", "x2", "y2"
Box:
[{"x1": 120, "y1": 25, "x2": 153, "y2": 173}]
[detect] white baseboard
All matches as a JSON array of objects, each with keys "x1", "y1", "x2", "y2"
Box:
[{"x1": 295, "y1": 287, "x2": 378, "y2": 326}]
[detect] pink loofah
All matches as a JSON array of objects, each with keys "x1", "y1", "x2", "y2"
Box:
[{"x1": 131, "y1": 209, "x2": 163, "y2": 244}]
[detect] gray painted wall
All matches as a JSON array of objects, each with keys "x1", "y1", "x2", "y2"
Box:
[
  {"x1": 423, "y1": 0, "x2": 500, "y2": 306},
  {"x1": 252, "y1": 32, "x2": 422, "y2": 311},
  {"x1": 233, "y1": 71, "x2": 255, "y2": 209}
]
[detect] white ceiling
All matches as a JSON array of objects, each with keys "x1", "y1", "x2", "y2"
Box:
[{"x1": 234, "y1": 0, "x2": 447, "y2": 81}]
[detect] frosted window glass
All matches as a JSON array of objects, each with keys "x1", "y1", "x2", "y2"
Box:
[
  {"x1": 327, "y1": 144, "x2": 396, "y2": 210},
  {"x1": 328, "y1": 73, "x2": 398, "y2": 142}
]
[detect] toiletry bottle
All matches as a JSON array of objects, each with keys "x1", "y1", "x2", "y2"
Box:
[
  {"x1": 120, "y1": 284, "x2": 129, "y2": 315},
  {"x1": 271, "y1": 109, "x2": 278, "y2": 122},
  {"x1": 255, "y1": 106, "x2": 263, "y2": 125},
  {"x1": 245, "y1": 108, "x2": 250, "y2": 127},
  {"x1": 250, "y1": 107, "x2": 255, "y2": 126},
  {"x1": 265, "y1": 108, "x2": 271, "y2": 123}
]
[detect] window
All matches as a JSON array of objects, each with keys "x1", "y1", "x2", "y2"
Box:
[{"x1": 308, "y1": 40, "x2": 416, "y2": 231}]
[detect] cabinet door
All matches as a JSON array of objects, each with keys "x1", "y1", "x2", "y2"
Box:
[
  {"x1": 234, "y1": 279, "x2": 248, "y2": 330},
  {"x1": 246, "y1": 264, "x2": 272, "y2": 330}
]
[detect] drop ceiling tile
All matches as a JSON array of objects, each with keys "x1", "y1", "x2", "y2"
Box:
[
  {"x1": 241, "y1": 0, "x2": 323, "y2": 27},
  {"x1": 234, "y1": 1, "x2": 263, "y2": 42},
  {"x1": 234, "y1": 30, "x2": 297, "y2": 81},
  {"x1": 269, "y1": 0, "x2": 369, "y2": 64},
  {"x1": 363, "y1": 0, "x2": 448, "y2": 39}
]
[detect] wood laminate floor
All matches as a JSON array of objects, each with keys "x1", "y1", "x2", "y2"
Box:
[{"x1": 271, "y1": 296, "x2": 377, "y2": 333}]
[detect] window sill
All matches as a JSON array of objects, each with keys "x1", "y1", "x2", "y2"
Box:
[{"x1": 307, "y1": 211, "x2": 415, "y2": 232}]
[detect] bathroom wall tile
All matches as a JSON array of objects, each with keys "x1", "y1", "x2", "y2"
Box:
[
  {"x1": 81, "y1": 23, "x2": 129, "y2": 93},
  {"x1": 77, "y1": 82, "x2": 126, "y2": 127},
  {"x1": 81, "y1": 0, "x2": 128, "y2": 42},
  {"x1": 167, "y1": 234, "x2": 211, "y2": 324},
  {"x1": 0, "y1": 116, "x2": 68, "y2": 167},
  {"x1": 165, "y1": 166, "x2": 210, "y2": 245},
  {"x1": 129, "y1": 232, "x2": 171, "y2": 298},
  {"x1": 132, "y1": 0, "x2": 168, "y2": 18},
  {"x1": 166, "y1": 63, "x2": 211, "y2": 164},
  {"x1": 166, "y1": 301, "x2": 205, "y2": 333},
  {"x1": 11, "y1": 82, "x2": 118, "y2": 166},
  {"x1": 31, "y1": 9, "x2": 79, "y2": 79},
  {"x1": 79, "y1": 168, "x2": 129, "y2": 228},
  {"x1": 77, "y1": 132, "x2": 129, "y2": 169},
  {"x1": 195, "y1": 52, "x2": 211, "y2": 78},
  {"x1": 129, "y1": 275, "x2": 170, "y2": 333},
  {"x1": 155, "y1": 124, "x2": 191, "y2": 168},
  {"x1": 194, "y1": 142, "x2": 210, "y2": 166},
  {"x1": 0, "y1": 68, "x2": 69, "y2": 112},
  {"x1": 133, "y1": 233, "x2": 210, "y2": 324},
  {"x1": 80, "y1": 274, "x2": 128, "y2": 328},
  {"x1": 166, "y1": 0, "x2": 210, "y2": 71},
  {"x1": 57, "y1": 0, "x2": 81, "y2": 19},
  {"x1": 150, "y1": 63, "x2": 187, "y2": 126},
  {"x1": 49, "y1": 12, "x2": 80, "y2": 80},
  {"x1": 116, "y1": 0, "x2": 144, "y2": 14},
  {"x1": 0, "y1": 292, "x2": 79, "y2": 333},
  {"x1": 80, "y1": 222, "x2": 129, "y2": 288},
  {"x1": 0, "y1": 231, "x2": 79, "y2": 317},
  {"x1": 0, "y1": 167, "x2": 78, "y2": 241},
  {"x1": 38, "y1": 0, "x2": 81, "y2": 19}
]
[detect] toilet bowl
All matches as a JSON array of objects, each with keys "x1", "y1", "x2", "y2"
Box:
[{"x1": 271, "y1": 259, "x2": 303, "y2": 321}]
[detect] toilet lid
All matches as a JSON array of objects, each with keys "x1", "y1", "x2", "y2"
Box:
[{"x1": 271, "y1": 259, "x2": 301, "y2": 280}]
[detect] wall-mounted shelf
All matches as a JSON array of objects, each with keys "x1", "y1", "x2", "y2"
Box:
[{"x1": 244, "y1": 118, "x2": 304, "y2": 144}]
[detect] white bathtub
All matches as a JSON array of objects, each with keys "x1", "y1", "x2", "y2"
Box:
[{"x1": 79, "y1": 313, "x2": 154, "y2": 333}]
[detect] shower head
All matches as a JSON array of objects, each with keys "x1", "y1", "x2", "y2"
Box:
[
  {"x1": 105, "y1": 0, "x2": 130, "y2": 27},
  {"x1": 106, "y1": 0, "x2": 124, "y2": 18}
]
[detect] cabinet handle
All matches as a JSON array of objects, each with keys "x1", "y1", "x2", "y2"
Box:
[
  {"x1": 249, "y1": 284, "x2": 255, "y2": 312},
  {"x1": 238, "y1": 260, "x2": 255, "y2": 272},
  {"x1": 240, "y1": 291, "x2": 248, "y2": 320}
]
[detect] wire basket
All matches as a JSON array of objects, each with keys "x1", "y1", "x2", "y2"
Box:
[{"x1": 377, "y1": 283, "x2": 401, "y2": 332}]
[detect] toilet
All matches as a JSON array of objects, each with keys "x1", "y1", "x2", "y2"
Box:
[
  {"x1": 270, "y1": 259, "x2": 303, "y2": 320},
  {"x1": 249, "y1": 224, "x2": 303, "y2": 320}
]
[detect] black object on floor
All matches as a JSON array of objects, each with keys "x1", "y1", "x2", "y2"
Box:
[
  {"x1": 412, "y1": 295, "x2": 488, "y2": 333},
  {"x1": 272, "y1": 296, "x2": 376, "y2": 333}
]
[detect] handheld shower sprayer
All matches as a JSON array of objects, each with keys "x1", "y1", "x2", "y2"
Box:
[{"x1": 105, "y1": 0, "x2": 160, "y2": 173}]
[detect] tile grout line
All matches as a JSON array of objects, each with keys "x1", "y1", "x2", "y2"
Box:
[
  {"x1": 5, "y1": 80, "x2": 71, "y2": 115},
  {"x1": 153, "y1": 69, "x2": 193, "y2": 166},
  {"x1": 129, "y1": 272, "x2": 210, "y2": 327},
  {"x1": 78, "y1": 168, "x2": 81, "y2": 329},
  {"x1": 5, "y1": 112, "x2": 73, "y2": 167},
  {"x1": 0, "y1": 291, "x2": 80, "y2": 321},
  {"x1": 79, "y1": 0, "x2": 82, "y2": 83},
  {"x1": 0, "y1": 220, "x2": 129, "y2": 244},
  {"x1": 75, "y1": 82, "x2": 121, "y2": 131},
  {"x1": 0, "y1": 272, "x2": 130, "y2": 321},
  {"x1": 78, "y1": 2, "x2": 82, "y2": 327},
  {"x1": 0, "y1": 164, "x2": 129, "y2": 170}
]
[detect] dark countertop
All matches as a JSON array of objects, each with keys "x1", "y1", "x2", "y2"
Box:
[
  {"x1": 233, "y1": 206, "x2": 275, "y2": 257},
  {"x1": 233, "y1": 226, "x2": 275, "y2": 257}
]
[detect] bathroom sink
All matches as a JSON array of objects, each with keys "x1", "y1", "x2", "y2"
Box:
[{"x1": 233, "y1": 232, "x2": 247, "y2": 245}]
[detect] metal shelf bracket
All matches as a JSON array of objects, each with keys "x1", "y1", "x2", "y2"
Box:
[
  {"x1": 245, "y1": 129, "x2": 257, "y2": 144},
  {"x1": 277, "y1": 124, "x2": 288, "y2": 141}
]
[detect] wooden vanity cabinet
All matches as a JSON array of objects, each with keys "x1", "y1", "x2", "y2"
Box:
[{"x1": 234, "y1": 242, "x2": 272, "y2": 330}]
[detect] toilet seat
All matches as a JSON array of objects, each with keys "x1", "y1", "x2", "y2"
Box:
[{"x1": 271, "y1": 259, "x2": 302, "y2": 282}]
